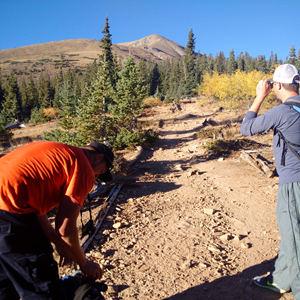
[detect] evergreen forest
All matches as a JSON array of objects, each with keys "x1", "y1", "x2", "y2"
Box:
[{"x1": 1, "y1": 17, "x2": 300, "y2": 149}]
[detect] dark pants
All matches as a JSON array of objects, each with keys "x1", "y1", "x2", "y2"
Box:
[
  {"x1": 0, "y1": 210, "x2": 60, "y2": 300},
  {"x1": 271, "y1": 182, "x2": 300, "y2": 299}
]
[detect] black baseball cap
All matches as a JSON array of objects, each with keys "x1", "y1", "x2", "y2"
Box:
[{"x1": 88, "y1": 142, "x2": 114, "y2": 182}]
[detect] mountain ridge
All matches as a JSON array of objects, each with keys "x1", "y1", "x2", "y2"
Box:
[
  {"x1": 117, "y1": 34, "x2": 185, "y2": 60},
  {"x1": 0, "y1": 35, "x2": 186, "y2": 80}
]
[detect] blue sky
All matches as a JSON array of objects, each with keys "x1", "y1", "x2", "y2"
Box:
[{"x1": 0, "y1": 0, "x2": 299, "y2": 61}]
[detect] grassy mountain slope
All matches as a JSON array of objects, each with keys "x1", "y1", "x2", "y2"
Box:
[
  {"x1": 117, "y1": 34, "x2": 185, "y2": 60},
  {"x1": 0, "y1": 35, "x2": 185, "y2": 81}
]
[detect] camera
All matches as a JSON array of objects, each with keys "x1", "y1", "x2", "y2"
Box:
[
  {"x1": 60, "y1": 270, "x2": 107, "y2": 299},
  {"x1": 267, "y1": 79, "x2": 274, "y2": 88},
  {"x1": 81, "y1": 219, "x2": 96, "y2": 238}
]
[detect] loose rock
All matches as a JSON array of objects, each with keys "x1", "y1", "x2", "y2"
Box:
[
  {"x1": 204, "y1": 208, "x2": 216, "y2": 215},
  {"x1": 112, "y1": 222, "x2": 122, "y2": 229},
  {"x1": 220, "y1": 233, "x2": 232, "y2": 241},
  {"x1": 109, "y1": 232, "x2": 117, "y2": 238},
  {"x1": 241, "y1": 242, "x2": 249, "y2": 249}
]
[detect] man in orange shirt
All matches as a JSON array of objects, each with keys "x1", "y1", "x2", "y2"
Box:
[{"x1": 0, "y1": 141, "x2": 114, "y2": 300}]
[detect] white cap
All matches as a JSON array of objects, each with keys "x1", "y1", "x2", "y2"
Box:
[{"x1": 269, "y1": 64, "x2": 300, "y2": 84}]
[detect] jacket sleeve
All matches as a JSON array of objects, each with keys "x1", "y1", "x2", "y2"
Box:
[{"x1": 240, "y1": 107, "x2": 281, "y2": 136}]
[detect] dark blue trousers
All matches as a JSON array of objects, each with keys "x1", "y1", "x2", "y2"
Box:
[{"x1": 0, "y1": 210, "x2": 60, "y2": 300}]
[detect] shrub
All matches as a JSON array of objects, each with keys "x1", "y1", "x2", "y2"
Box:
[
  {"x1": 109, "y1": 127, "x2": 158, "y2": 150},
  {"x1": 30, "y1": 108, "x2": 51, "y2": 124},
  {"x1": 196, "y1": 128, "x2": 221, "y2": 139},
  {"x1": 203, "y1": 139, "x2": 236, "y2": 156},
  {"x1": 142, "y1": 129, "x2": 159, "y2": 146},
  {"x1": 197, "y1": 69, "x2": 279, "y2": 109},
  {"x1": 0, "y1": 125, "x2": 12, "y2": 144},
  {"x1": 164, "y1": 94, "x2": 180, "y2": 104},
  {"x1": 43, "y1": 107, "x2": 59, "y2": 118},
  {"x1": 143, "y1": 97, "x2": 163, "y2": 107},
  {"x1": 43, "y1": 129, "x2": 80, "y2": 146},
  {"x1": 111, "y1": 128, "x2": 146, "y2": 150},
  {"x1": 110, "y1": 153, "x2": 131, "y2": 176}
]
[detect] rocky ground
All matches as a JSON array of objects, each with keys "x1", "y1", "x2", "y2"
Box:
[
  {"x1": 63, "y1": 100, "x2": 294, "y2": 300},
  {"x1": 9, "y1": 100, "x2": 294, "y2": 299}
]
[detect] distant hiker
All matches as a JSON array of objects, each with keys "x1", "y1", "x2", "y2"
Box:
[
  {"x1": 240, "y1": 64, "x2": 300, "y2": 298},
  {"x1": 0, "y1": 141, "x2": 114, "y2": 299}
]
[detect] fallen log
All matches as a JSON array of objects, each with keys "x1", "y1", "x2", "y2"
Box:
[
  {"x1": 128, "y1": 146, "x2": 143, "y2": 166},
  {"x1": 180, "y1": 99, "x2": 196, "y2": 103},
  {"x1": 81, "y1": 183, "x2": 123, "y2": 252},
  {"x1": 79, "y1": 145, "x2": 142, "y2": 256},
  {"x1": 240, "y1": 150, "x2": 274, "y2": 177}
]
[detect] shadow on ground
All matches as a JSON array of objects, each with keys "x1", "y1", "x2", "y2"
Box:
[{"x1": 163, "y1": 258, "x2": 290, "y2": 300}]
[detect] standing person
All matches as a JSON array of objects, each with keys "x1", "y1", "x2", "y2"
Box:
[
  {"x1": 240, "y1": 64, "x2": 300, "y2": 298},
  {"x1": 0, "y1": 141, "x2": 114, "y2": 300}
]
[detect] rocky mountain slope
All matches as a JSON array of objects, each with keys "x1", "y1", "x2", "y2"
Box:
[
  {"x1": 0, "y1": 34, "x2": 185, "y2": 80},
  {"x1": 118, "y1": 34, "x2": 185, "y2": 60}
]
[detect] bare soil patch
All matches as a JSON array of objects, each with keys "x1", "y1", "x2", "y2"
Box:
[{"x1": 8, "y1": 100, "x2": 294, "y2": 300}]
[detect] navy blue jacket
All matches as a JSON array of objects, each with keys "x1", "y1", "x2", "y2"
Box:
[{"x1": 240, "y1": 95, "x2": 300, "y2": 185}]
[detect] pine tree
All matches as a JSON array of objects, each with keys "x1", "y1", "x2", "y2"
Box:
[
  {"x1": 53, "y1": 70, "x2": 64, "y2": 108},
  {"x1": 0, "y1": 72, "x2": 12, "y2": 142},
  {"x1": 182, "y1": 28, "x2": 197, "y2": 95},
  {"x1": 0, "y1": 71, "x2": 22, "y2": 125},
  {"x1": 73, "y1": 74, "x2": 83, "y2": 99},
  {"x1": 82, "y1": 64, "x2": 93, "y2": 88},
  {"x1": 199, "y1": 54, "x2": 208, "y2": 74},
  {"x1": 168, "y1": 58, "x2": 182, "y2": 99},
  {"x1": 27, "y1": 74, "x2": 39, "y2": 107},
  {"x1": 244, "y1": 52, "x2": 254, "y2": 72},
  {"x1": 38, "y1": 73, "x2": 53, "y2": 108},
  {"x1": 57, "y1": 80, "x2": 78, "y2": 130},
  {"x1": 99, "y1": 16, "x2": 119, "y2": 89},
  {"x1": 76, "y1": 59, "x2": 114, "y2": 145},
  {"x1": 64, "y1": 69, "x2": 75, "y2": 88},
  {"x1": 288, "y1": 44, "x2": 297, "y2": 65},
  {"x1": 160, "y1": 59, "x2": 172, "y2": 96},
  {"x1": 194, "y1": 51, "x2": 203, "y2": 84},
  {"x1": 0, "y1": 72, "x2": 4, "y2": 109},
  {"x1": 256, "y1": 55, "x2": 267, "y2": 73},
  {"x1": 227, "y1": 49, "x2": 237, "y2": 75},
  {"x1": 148, "y1": 62, "x2": 161, "y2": 96},
  {"x1": 138, "y1": 57, "x2": 150, "y2": 95},
  {"x1": 110, "y1": 56, "x2": 147, "y2": 133},
  {"x1": 267, "y1": 51, "x2": 275, "y2": 72},
  {"x1": 215, "y1": 51, "x2": 226, "y2": 74},
  {"x1": 207, "y1": 54, "x2": 214, "y2": 75},
  {"x1": 19, "y1": 74, "x2": 39, "y2": 121},
  {"x1": 90, "y1": 59, "x2": 99, "y2": 82},
  {"x1": 237, "y1": 52, "x2": 245, "y2": 71},
  {"x1": 274, "y1": 53, "x2": 278, "y2": 65},
  {"x1": 296, "y1": 48, "x2": 300, "y2": 70},
  {"x1": 19, "y1": 77, "x2": 28, "y2": 117}
]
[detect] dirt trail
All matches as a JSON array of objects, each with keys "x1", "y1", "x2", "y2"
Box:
[{"x1": 71, "y1": 102, "x2": 294, "y2": 300}]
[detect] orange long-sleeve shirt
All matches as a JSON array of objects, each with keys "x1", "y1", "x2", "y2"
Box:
[{"x1": 0, "y1": 141, "x2": 94, "y2": 215}]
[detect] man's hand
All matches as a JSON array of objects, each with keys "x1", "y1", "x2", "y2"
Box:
[
  {"x1": 256, "y1": 79, "x2": 271, "y2": 99},
  {"x1": 80, "y1": 259, "x2": 103, "y2": 280},
  {"x1": 249, "y1": 79, "x2": 272, "y2": 113},
  {"x1": 38, "y1": 214, "x2": 72, "y2": 267}
]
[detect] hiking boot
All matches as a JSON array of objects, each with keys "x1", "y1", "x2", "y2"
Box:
[{"x1": 253, "y1": 274, "x2": 288, "y2": 293}]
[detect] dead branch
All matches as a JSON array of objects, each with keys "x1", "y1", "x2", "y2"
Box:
[
  {"x1": 128, "y1": 146, "x2": 143, "y2": 166},
  {"x1": 240, "y1": 150, "x2": 274, "y2": 177},
  {"x1": 81, "y1": 183, "x2": 123, "y2": 252}
]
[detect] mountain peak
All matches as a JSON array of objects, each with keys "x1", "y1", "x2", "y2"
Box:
[{"x1": 118, "y1": 34, "x2": 185, "y2": 59}]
